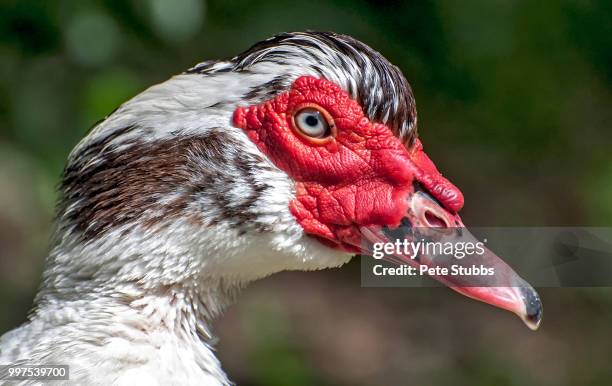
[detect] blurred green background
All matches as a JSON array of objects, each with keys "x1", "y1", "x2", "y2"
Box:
[{"x1": 1, "y1": 0, "x2": 611, "y2": 385}]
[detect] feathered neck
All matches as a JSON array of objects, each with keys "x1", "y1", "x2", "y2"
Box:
[{"x1": 31, "y1": 236, "x2": 241, "y2": 385}]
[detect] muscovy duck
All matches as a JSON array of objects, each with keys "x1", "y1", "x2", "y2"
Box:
[{"x1": 0, "y1": 31, "x2": 541, "y2": 385}]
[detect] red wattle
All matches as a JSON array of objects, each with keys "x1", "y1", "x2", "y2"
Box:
[{"x1": 233, "y1": 76, "x2": 464, "y2": 249}]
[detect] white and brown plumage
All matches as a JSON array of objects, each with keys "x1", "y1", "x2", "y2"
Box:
[{"x1": 0, "y1": 31, "x2": 541, "y2": 385}]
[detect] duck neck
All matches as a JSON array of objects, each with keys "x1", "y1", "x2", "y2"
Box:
[
  {"x1": 34, "y1": 253, "x2": 240, "y2": 334},
  {"x1": 31, "y1": 242, "x2": 241, "y2": 383}
]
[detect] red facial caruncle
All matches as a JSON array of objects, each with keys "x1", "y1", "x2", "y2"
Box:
[
  {"x1": 233, "y1": 76, "x2": 464, "y2": 251},
  {"x1": 233, "y1": 75, "x2": 542, "y2": 330}
]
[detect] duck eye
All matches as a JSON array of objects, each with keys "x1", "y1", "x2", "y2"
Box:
[{"x1": 294, "y1": 107, "x2": 332, "y2": 139}]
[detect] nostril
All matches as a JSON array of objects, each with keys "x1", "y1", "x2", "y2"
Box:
[{"x1": 424, "y1": 210, "x2": 449, "y2": 228}]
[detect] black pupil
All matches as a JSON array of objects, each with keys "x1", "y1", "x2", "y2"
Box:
[{"x1": 305, "y1": 114, "x2": 319, "y2": 127}]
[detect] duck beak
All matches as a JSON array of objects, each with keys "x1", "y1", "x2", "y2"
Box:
[{"x1": 356, "y1": 189, "x2": 543, "y2": 330}]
